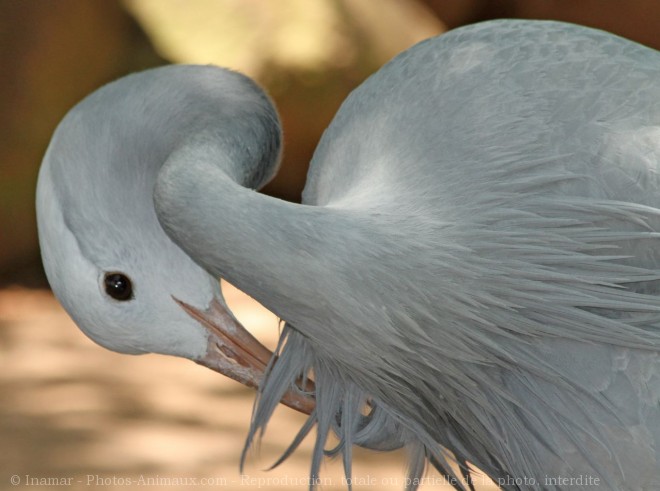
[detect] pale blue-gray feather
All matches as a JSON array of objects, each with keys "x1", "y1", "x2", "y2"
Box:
[
  {"x1": 246, "y1": 20, "x2": 660, "y2": 490},
  {"x1": 153, "y1": 20, "x2": 660, "y2": 491}
]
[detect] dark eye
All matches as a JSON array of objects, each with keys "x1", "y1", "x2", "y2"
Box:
[{"x1": 103, "y1": 272, "x2": 133, "y2": 301}]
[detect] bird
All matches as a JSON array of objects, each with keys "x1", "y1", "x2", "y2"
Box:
[{"x1": 35, "y1": 19, "x2": 660, "y2": 491}]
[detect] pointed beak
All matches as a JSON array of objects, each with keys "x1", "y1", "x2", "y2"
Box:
[{"x1": 173, "y1": 296, "x2": 315, "y2": 415}]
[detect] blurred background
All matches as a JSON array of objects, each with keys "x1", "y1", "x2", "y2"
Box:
[{"x1": 1, "y1": 1, "x2": 659, "y2": 489}]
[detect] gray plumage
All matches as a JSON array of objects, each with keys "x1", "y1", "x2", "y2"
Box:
[{"x1": 37, "y1": 20, "x2": 660, "y2": 491}]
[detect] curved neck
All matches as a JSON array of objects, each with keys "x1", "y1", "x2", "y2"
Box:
[{"x1": 153, "y1": 148, "x2": 364, "y2": 334}]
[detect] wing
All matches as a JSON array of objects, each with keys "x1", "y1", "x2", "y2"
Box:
[
  {"x1": 156, "y1": 20, "x2": 660, "y2": 489},
  {"x1": 298, "y1": 19, "x2": 660, "y2": 489},
  {"x1": 303, "y1": 20, "x2": 660, "y2": 214}
]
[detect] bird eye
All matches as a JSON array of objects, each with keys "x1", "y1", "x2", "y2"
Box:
[{"x1": 103, "y1": 272, "x2": 134, "y2": 301}]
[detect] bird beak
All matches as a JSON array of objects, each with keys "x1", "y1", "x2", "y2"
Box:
[{"x1": 173, "y1": 296, "x2": 315, "y2": 415}]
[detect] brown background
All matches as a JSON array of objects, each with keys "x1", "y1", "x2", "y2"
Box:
[{"x1": 1, "y1": 1, "x2": 659, "y2": 489}]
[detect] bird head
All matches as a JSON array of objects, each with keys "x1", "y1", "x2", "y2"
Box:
[
  {"x1": 35, "y1": 66, "x2": 306, "y2": 406},
  {"x1": 36, "y1": 69, "x2": 227, "y2": 360}
]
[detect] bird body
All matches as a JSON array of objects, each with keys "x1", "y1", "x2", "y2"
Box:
[{"x1": 37, "y1": 20, "x2": 660, "y2": 490}]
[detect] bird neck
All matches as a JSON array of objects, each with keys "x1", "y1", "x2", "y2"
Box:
[{"x1": 154, "y1": 149, "x2": 361, "y2": 330}]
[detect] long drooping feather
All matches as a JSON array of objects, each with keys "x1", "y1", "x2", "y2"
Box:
[
  {"x1": 240, "y1": 20, "x2": 660, "y2": 491},
  {"x1": 245, "y1": 194, "x2": 660, "y2": 490}
]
